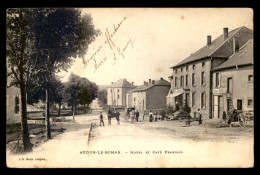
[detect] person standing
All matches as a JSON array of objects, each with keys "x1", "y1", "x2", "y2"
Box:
[
  {"x1": 130, "y1": 110, "x2": 134, "y2": 123},
  {"x1": 135, "y1": 110, "x2": 139, "y2": 122},
  {"x1": 198, "y1": 109, "x2": 202, "y2": 124},
  {"x1": 116, "y1": 109, "x2": 120, "y2": 125},
  {"x1": 107, "y1": 110, "x2": 111, "y2": 126},
  {"x1": 99, "y1": 112, "x2": 105, "y2": 127},
  {"x1": 149, "y1": 110, "x2": 153, "y2": 122},
  {"x1": 175, "y1": 102, "x2": 180, "y2": 111},
  {"x1": 154, "y1": 111, "x2": 158, "y2": 122}
]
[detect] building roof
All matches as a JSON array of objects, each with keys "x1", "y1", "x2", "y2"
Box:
[
  {"x1": 98, "y1": 85, "x2": 110, "y2": 90},
  {"x1": 212, "y1": 39, "x2": 253, "y2": 71},
  {"x1": 110, "y1": 79, "x2": 134, "y2": 88},
  {"x1": 130, "y1": 79, "x2": 170, "y2": 92},
  {"x1": 171, "y1": 26, "x2": 252, "y2": 69}
]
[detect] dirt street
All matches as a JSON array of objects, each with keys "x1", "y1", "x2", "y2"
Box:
[{"x1": 6, "y1": 113, "x2": 254, "y2": 168}]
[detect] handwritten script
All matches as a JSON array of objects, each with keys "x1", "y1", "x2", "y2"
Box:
[{"x1": 82, "y1": 17, "x2": 135, "y2": 72}]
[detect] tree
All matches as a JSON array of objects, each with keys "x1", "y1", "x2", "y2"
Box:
[
  {"x1": 63, "y1": 74, "x2": 98, "y2": 117},
  {"x1": 6, "y1": 9, "x2": 33, "y2": 152},
  {"x1": 28, "y1": 8, "x2": 100, "y2": 139},
  {"x1": 78, "y1": 77, "x2": 98, "y2": 112},
  {"x1": 63, "y1": 73, "x2": 81, "y2": 120},
  {"x1": 27, "y1": 74, "x2": 64, "y2": 116},
  {"x1": 97, "y1": 89, "x2": 107, "y2": 105}
]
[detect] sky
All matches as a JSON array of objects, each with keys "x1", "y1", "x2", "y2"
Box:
[{"x1": 57, "y1": 8, "x2": 253, "y2": 86}]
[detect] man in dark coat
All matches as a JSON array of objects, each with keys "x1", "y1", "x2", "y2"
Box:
[
  {"x1": 107, "y1": 110, "x2": 111, "y2": 126},
  {"x1": 135, "y1": 110, "x2": 139, "y2": 122},
  {"x1": 198, "y1": 109, "x2": 202, "y2": 124},
  {"x1": 99, "y1": 112, "x2": 105, "y2": 127},
  {"x1": 115, "y1": 109, "x2": 120, "y2": 125}
]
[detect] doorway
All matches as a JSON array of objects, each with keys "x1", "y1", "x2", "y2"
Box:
[
  {"x1": 237, "y1": 99, "x2": 243, "y2": 110},
  {"x1": 213, "y1": 95, "x2": 224, "y2": 119}
]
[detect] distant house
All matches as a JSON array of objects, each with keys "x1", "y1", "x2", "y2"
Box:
[
  {"x1": 211, "y1": 39, "x2": 253, "y2": 119},
  {"x1": 167, "y1": 26, "x2": 253, "y2": 119},
  {"x1": 107, "y1": 79, "x2": 135, "y2": 107},
  {"x1": 127, "y1": 78, "x2": 170, "y2": 114},
  {"x1": 6, "y1": 65, "x2": 44, "y2": 123},
  {"x1": 6, "y1": 84, "x2": 21, "y2": 123}
]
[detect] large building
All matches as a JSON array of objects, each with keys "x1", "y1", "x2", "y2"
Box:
[
  {"x1": 167, "y1": 26, "x2": 253, "y2": 119},
  {"x1": 107, "y1": 79, "x2": 135, "y2": 107},
  {"x1": 211, "y1": 39, "x2": 253, "y2": 119},
  {"x1": 127, "y1": 78, "x2": 170, "y2": 114}
]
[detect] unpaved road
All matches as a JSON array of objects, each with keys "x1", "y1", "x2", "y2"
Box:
[{"x1": 6, "y1": 113, "x2": 254, "y2": 168}]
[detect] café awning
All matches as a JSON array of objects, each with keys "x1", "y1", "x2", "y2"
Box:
[{"x1": 167, "y1": 92, "x2": 183, "y2": 98}]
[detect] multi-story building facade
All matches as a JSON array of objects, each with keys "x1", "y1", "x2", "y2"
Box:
[
  {"x1": 167, "y1": 26, "x2": 253, "y2": 119},
  {"x1": 127, "y1": 78, "x2": 170, "y2": 114},
  {"x1": 107, "y1": 79, "x2": 135, "y2": 107},
  {"x1": 211, "y1": 39, "x2": 253, "y2": 119}
]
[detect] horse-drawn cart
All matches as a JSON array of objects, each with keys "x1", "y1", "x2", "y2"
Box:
[{"x1": 227, "y1": 110, "x2": 254, "y2": 127}]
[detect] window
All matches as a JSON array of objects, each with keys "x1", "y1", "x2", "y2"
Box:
[
  {"x1": 202, "y1": 62, "x2": 205, "y2": 67},
  {"x1": 180, "y1": 76, "x2": 184, "y2": 87},
  {"x1": 192, "y1": 73, "x2": 195, "y2": 86},
  {"x1": 186, "y1": 66, "x2": 189, "y2": 71},
  {"x1": 175, "y1": 77, "x2": 178, "y2": 87},
  {"x1": 111, "y1": 89, "x2": 112, "y2": 93},
  {"x1": 118, "y1": 94, "x2": 120, "y2": 99},
  {"x1": 186, "y1": 74, "x2": 189, "y2": 86},
  {"x1": 227, "y1": 77, "x2": 233, "y2": 93},
  {"x1": 181, "y1": 68, "x2": 183, "y2": 72},
  {"x1": 192, "y1": 65, "x2": 196, "y2": 70},
  {"x1": 117, "y1": 89, "x2": 120, "y2": 93},
  {"x1": 216, "y1": 72, "x2": 220, "y2": 87},
  {"x1": 248, "y1": 75, "x2": 253, "y2": 82},
  {"x1": 227, "y1": 99, "x2": 232, "y2": 111},
  {"x1": 201, "y1": 72, "x2": 205, "y2": 85},
  {"x1": 175, "y1": 69, "x2": 178, "y2": 73},
  {"x1": 201, "y1": 93, "x2": 206, "y2": 108},
  {"x1": 14, "y1": 96, "x2": 19, "y2": 114},
  {"x1": 248, "y1": 99, "x2": 253, "y2": 108},
  {"x1": 192, "y1": 92, "x2": 196, "y2": 107}
]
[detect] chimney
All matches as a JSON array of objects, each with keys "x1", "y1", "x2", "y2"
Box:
[
  {"x1": 233, "y1": 37, "x2": 239, "y2": 53},
  {"x1": 131, "y1": 82, "x2": 134, "y2": 86},
  {"x1": 145, "y1": 82, "x2": 148, "y2": 86},
  {"x1": 223, "y1": 28, "x2": 228, "y2": 40},
  {"x1": 160, "y1": 77, "x2": 163, "y2": 80},
  {"x1": 111, "y1": 82, "x2": 113, "y2": 85},
  {"x1": 152, "y1": 80, "x2": 155, "y2": 84},
  {"x1": 207, "y1": 35, "x2": 211, "y2": 46},
  {"x1": 149, "y1": 79, "x2": 151, "y2": 85},
  {"x1": 144, "y1": 81, "x2": 146, "y2": 85}
]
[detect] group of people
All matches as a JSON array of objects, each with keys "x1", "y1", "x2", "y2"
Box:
[
  {"x1": 128, "y1": 110, "x2": 140, "y2": 123},
  {"x1": 99, "y1": 109, "x2": 121, "y2": 127},
  {"x1": 148, "y1": 110, "x2": 159, "y2": 122}
]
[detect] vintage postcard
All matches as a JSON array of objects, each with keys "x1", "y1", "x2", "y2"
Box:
[{"x1": 6, "y1": 8, "x2": 254, "y2": 168}]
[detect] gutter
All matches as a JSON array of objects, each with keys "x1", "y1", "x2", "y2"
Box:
[{"x1": 211, "y1": 63, "x2": 253, "y2": 72}]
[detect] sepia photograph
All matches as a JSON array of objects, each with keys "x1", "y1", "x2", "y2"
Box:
[{"x1": 6, "y1": 8, "x2": 254, "y2": 168}]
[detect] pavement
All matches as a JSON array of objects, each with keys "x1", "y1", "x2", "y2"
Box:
[{"x1": 6, "y1": 112, "x2": 254, "y2": 168}]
